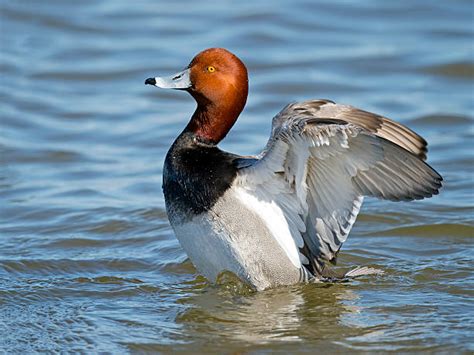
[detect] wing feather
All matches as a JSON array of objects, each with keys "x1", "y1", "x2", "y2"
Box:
[
  {"x1": 234, "y1": 100, "x2": 442, "y2": 275},
  {"x1": 285, "y1": 100, "x2": 428, "y2": 160}
]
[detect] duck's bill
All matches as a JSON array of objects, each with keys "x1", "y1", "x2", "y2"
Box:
[{"x1": 145, "y1": 68, "x2": 191, "y2": 89}]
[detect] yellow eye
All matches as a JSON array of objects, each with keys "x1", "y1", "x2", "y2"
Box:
[{"x1": 207, "y1": 66, "x2": 216, "y2": 73}]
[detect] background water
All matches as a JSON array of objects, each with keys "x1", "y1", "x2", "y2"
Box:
[{"x1": 1, "y1": 0, "x2": 473, "y2": 352}]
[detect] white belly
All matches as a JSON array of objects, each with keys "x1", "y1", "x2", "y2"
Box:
[{"x1": 170, "y1": 187, "x2": 305, "y2": 291}]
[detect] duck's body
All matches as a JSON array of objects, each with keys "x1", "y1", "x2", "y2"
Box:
[
  {"x1": 146, "y1": 48, "x2": 442, "y2": 291},
  {"x1": 163, "y1": 133, "x2": 307, "y2": 290}
]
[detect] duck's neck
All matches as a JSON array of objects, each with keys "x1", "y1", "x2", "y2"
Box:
[{"x1": 185, "y1": 93, "x2": 247, "y2": 145}]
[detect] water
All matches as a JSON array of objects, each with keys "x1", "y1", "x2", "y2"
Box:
[{"x1": 1, "y1": 0, "x2": 473, "y2": 352}]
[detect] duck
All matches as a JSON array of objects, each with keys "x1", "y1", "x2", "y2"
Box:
[{"x1": 145, "y1": 48, "x2": 442, "y2": 291}]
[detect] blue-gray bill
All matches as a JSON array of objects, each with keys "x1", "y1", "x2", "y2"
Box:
[{"x1": 145, "y1": 68, "x2": 191, "y2": 89}]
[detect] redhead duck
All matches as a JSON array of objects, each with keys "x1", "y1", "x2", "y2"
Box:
[{"x1": 145, "y1": 48, "x2": 442, "y2": 291}]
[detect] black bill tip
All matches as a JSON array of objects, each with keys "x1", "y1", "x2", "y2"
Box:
[{"x1": 145, "y1": 77, "x2": 156, "y2": 86}]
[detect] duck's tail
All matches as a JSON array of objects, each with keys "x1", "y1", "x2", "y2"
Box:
[{"x1": 312, "y1": 265, "x2": 384, "y2": 283}]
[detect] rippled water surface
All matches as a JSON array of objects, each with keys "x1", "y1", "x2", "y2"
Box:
[{"x1": 1, "y1": 0, "x2": 473, "y2": 352}]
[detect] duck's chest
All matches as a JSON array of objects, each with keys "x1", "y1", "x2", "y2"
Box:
[{"x1": 162, "y1": 138, "x2": 238, "y2": 223}]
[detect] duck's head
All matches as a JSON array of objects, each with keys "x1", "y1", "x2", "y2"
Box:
[{"x1": 145, "y1": 48, "x2": 248, "y2": 144}]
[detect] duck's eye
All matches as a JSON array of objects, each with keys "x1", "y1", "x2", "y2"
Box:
[{"x1": 207, "y1": 66, "x2": 216, "y2": 73}]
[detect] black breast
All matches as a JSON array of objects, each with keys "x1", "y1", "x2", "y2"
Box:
[{"x1": 163, "y1": 132, "x2": 239, "y2": 222}]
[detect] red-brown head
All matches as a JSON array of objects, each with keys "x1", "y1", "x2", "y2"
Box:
[{"x1": 145, "y1": 48, "x2": 248, "y2": 144}]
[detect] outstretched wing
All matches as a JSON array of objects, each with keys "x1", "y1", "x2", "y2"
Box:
[{"x1": 235, "y1": 100, "x2": 442, "y2": 275}]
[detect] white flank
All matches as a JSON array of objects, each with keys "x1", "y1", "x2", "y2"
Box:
[{"x1": 234, "y1": 187, "x2": 301, "y2": 268}]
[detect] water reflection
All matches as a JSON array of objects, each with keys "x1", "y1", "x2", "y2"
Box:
[{"x1": 177, "y1": 277, "x2": 366, "y2": 345}]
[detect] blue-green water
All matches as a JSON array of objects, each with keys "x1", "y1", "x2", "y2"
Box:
[{"x1": 1, "y1": 0, "x2": 473, "y2": 352}]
